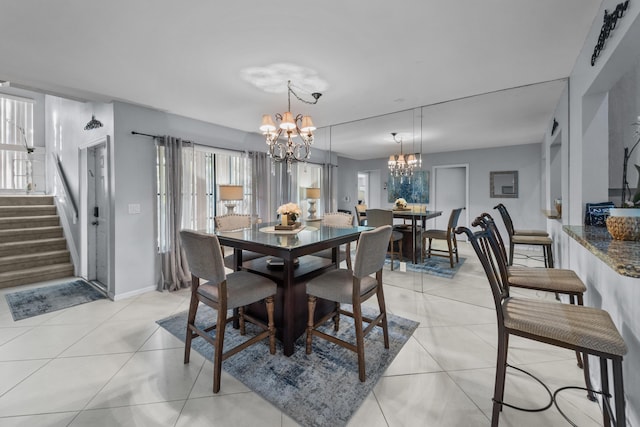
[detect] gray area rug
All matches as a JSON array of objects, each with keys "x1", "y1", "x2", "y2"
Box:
[
  {"x1": 386, "y1": 256, "x2": 466, "y2": 278},
  {"x1": 5, "y1": 279, "x2": 107, "y2": 321},
  {"x1": 157, "y1": 305, "x2": 419, "y2": 427}
]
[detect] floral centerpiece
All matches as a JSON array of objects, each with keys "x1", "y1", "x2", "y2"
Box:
[
  {"x1": 394, "y1": 198, "x2": 408, "y2": 209},
  {"x1": 277, "y1": 202, "x2": 302, "y2": 225}
]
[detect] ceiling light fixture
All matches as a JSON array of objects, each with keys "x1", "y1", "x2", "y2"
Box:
[
  {"x1": 259, "y1": 80, "x2": 321, "y2": 173},
  {"x1": 388, "y1": 132, "x2": 421, "y2": 177},
  {"x1": 84, "y1": 115, "x2": 103, "y2": 131}
]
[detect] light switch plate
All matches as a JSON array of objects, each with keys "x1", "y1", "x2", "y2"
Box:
[{"x1": 128, "y1": 203, "x2": 141, "y2": 214}]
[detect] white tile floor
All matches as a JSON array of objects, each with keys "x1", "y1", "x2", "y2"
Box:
[{"x1": 0, "y1": 244, "x2": 604, "y2": 426}]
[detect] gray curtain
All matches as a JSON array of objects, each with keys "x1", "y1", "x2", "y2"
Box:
[
  {"x1": 250, "y1": 151, "x2": 269, "y2": 222},
  {"x1": 156, "y1": 135, "x2": 190, "y2": 291}
]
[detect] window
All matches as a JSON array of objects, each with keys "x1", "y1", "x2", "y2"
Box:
[
  {"x1": 0, "y1": 94, "x2": 34, "y2": 190},
  {"x1": 156, "y1": 143, "x2": 252, "y2": 249}
]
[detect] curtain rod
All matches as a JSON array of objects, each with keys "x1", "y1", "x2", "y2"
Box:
[{"x1": 131, "y1": 131, "x2": 161, "y2": 138}]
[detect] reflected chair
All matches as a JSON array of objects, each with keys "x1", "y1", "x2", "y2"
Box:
[
  {"x1": 180, "y1": 229, "x2": 277, "y2": 393},
  {"x1": 214, "y1": 214, "x2": 265, "y2": 269},
  {"x1": 366, "y1": 209, "x2": 403, "y2": 270},
  {"x1": 421, "y1": 207, "x2": 463, "y2": 268},
  {"x1": 306, "y1": 225, "x2": 393, "y2": 381},
  {"x1": 457, "y1": 221, "x2": 626, "y2": 427},
  {"x1": 314, "y1": 212, "x2": 354, "y2": 270},
  {"x1": 354, "y1": 204, "x2": 367, "y2": 225},
  {"x1": 477, "y1": 212, "x2": 593, "y2": 397},
  {"x1": 493, "y1": 203, "x2": 554, "y2": 267}
]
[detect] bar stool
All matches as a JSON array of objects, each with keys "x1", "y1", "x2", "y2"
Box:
[
  {"x1": 494, "y1": 203, "x2": 554, "y2": 267},
  {"x1": 457, "y1": 220, "x2": 627, "y2": 427},
  {"x1": 477, "y1": 213, "x2": 594, "y2": 399}
]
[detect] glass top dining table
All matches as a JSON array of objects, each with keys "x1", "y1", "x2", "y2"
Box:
[{"x1": 210, "y1": 222, "x2": 372, "y2": 356}]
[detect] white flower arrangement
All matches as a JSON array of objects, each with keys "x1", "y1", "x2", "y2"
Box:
[
  {"x1": 277, "y1": 202, "x2": 302, "y2": 222},
  {"x1": 394, "y1": 198, "x2": 407, "y2": 209}
]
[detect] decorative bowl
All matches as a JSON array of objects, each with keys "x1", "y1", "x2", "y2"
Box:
[{"x1": 605, "y1": 216, "x2": 640, "y2": 241}]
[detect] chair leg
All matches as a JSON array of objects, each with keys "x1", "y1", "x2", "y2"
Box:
[
  {"x1": 453, "y1": 235, "x2": 459, "y2": 263},
  {"x1": 447, "y1": 237, "x2": 454, "y2": 268},
  {"x1": 265, "y1": 296, "x2": 276, "y2": 355},
  {"x1": 509, "y1": 242, "x2": 515, "y2": 266},
  {"x1": 389, "y1": 240, "x2": 395, "y2": 271},
  {"x1": 492, "y1": 331, "x2": 509, "y2": 426},
  {"x1": 306, "y1": 296, "x2": 317, "y2": 354},
  {"x1": 601, "y1": 358, "x2": 611, "y2": 426},
  {"x1": 576, "y1": 294, "x2": 596, "y2": 401},
  {"x1": 421, "y1": 235, "x2": 426, "y2": 263},
  {"x1": 547, "y1": 244, "x2": 554, "y2": 268},
  {"x1": 333, "y1": 302, "x2": 340, "y2": 332},
  {"x1": 212, "y1": 302, "x2": 227, "y2": 394},
  {"x1": 239, "y1": 306, "x2": 246, "y2": 335},
  {"x1": 376, "y1": 275, "x2": 389, "y2": 349},
  {"x1": 613, "y1": 359, "x2": 626, "y2": 427},
  {"x1": 184, "y1": 293, "x2": 199, "y2": 364},
  {"x1": 352, "y1": 299, "x2": 366, "y2": 382},
  {"x1": 428, "y1": 238, "x2": 433, "y2": 259}
]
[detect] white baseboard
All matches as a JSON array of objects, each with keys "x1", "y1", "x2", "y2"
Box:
[{"x1": 112, "y1": 285, "x2": 157, "y2": 301}]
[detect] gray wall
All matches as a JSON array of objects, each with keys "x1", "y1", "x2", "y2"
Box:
[{"x1": 338, "y1": 142, "x2": 544, "y2": 236}]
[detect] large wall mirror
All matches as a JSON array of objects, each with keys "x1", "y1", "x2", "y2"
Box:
[{"x1": 490, "y1": 170, "x2": 518, "y2": 198}]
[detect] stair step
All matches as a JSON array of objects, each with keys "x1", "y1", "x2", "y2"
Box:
[
  {"x1": 0, "y1": 263, "x2": 75, "y2": 289},
  {"x1": 0, "y1": 226, "x2": 63, "y2": 243},
  {"x1": 0, "y1": 195, "x2": 54, "y2": 206},
  {"x1": 0, "y1": 215, "x2": 60, "y2": 230},
  {"x1": 0, "y1": 237, "x2": 68, "y2": 257},
  {"x1": 0, "y1": 250, "x2": 71, "y2": 273},
  {"x1": 0, "y1": 205, "x2": 57, "y2": 218}
]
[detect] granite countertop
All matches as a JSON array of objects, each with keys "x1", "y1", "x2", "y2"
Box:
[{"x1": 563, "y1": 225, "x2": 640, "y2": 278}]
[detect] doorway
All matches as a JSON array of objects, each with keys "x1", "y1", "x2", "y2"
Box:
[
  {"x1": 433, "y1": 164, "x2": 469, "y2": 232},
  {"x1": 80, "y1": 136, "x2": 112, "y2": 295}
]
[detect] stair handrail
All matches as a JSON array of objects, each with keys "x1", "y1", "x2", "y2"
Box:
[{"x1": 52, "y1": 153, "x2": 78, "y2": 222}]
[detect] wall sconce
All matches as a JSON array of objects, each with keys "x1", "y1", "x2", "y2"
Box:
[
  {"x1": 219, "y1": 185, "x2": 244, "y2": 214},
  {"x1": 305, "y1": 187, "x2": 321, "y2": 219}
]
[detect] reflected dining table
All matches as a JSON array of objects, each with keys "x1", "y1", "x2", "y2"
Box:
[
  {"x1": 392, "y1": 209, "x2": 442, "y2": 263},
  {"x1": 212, "y1": 222, "x2": 372, "y2": 356}
]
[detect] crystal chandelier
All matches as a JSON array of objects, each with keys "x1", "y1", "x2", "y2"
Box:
[
  {"x1": 388, "y1": 132, "x2": 421, "y2": 177},
  {"x1": 259, "y1": 80, "x2": 321, "y2": 173}
]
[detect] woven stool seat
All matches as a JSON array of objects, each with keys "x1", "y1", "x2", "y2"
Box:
[
  {"x1": 511, "y1": 234, "x2": 553, "y2": 245},
  {"x1": 504, "y1": 297, "x2": 627, "y2": 357},
  {"x1": 514, "y1": 228, "x2": 548, "y2": 236},
  {"x1": 507, "y1": 268, "x2": 587, "y2": 294}
]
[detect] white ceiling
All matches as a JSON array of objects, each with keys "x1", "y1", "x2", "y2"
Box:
[{"x1": 0, "y1": 1, "x2": 602, "y2": 160}]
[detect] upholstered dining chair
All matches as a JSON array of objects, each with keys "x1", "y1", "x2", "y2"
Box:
[
  {"x1": 354, "y1": 204, "x2": 367, "y2": 225},
  {"x1": 493, "y1": 203, "x2": 554, "y2": 267},
  {"x1": 305, "y1": 225, "x2": 393, "y2": 382},
  {"x1": 214, "y1": 214, "x2": 264, "y2": 269},
  {"x1": 421, "y1": 207, "x2": 463, "y2": 268},
  {"x1": 366, "y1": 209, "x2": 403, "y2": 270},
  {"x1": 180, "y1": 229, "x2": 277, "y2": 393},
  {"x1": 457, "y1": 221, "x2": 627, "y2": 427},
  {"x1": 477, "y1": 212, "x2": 593, "y2": 397},
  {"x1": 315, "y1": 212, "x2": 354, "y2": 270}
]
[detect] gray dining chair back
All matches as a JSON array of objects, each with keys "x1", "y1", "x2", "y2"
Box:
[
  {"x1": 179, "y1": 229, "x2": 276, "y2": 393},
  {"x1": 365, "y1": 209, "x2": 403, "y2": 270},
  {"x1": 353, "y1": 225, "x2": 393, "y2": 278},
  {"x1": 181, "y1": 229, "x2": 226, "y2": 285},
  {"x1": 322, "y1": 212, "x2": 353, "y2": 227},
  {"x1": 366, "y1": 208, "x2": 393, "y2": 227}
]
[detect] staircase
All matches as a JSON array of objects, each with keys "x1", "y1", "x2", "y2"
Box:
[{"x1": 0, "y1": 195, "x2": 74, "y2": 289}]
